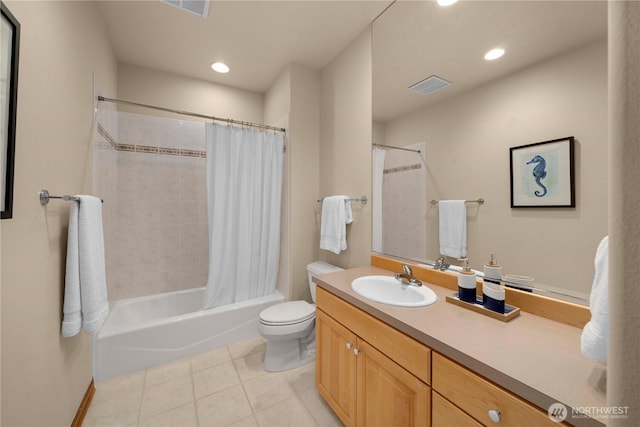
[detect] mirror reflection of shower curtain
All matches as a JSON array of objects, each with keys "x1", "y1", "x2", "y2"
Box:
[
  {"x1": 204, "y1": 123, "x2": 284, "y2": 309},
  {"x1": 372, "y1": 147, "x2": 386, "y2": 252}
]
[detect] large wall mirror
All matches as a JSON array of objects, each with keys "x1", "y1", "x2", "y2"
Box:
[{"x1": 372, "y1": 1, "x2": 608, "y2": 305}]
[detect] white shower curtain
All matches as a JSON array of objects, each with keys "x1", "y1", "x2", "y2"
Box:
[
  {"x1": 204, "y1": 123, "x2": 284, "y2": 309},
  {"x1": 372, "y1": 147, "x2": 386, "y2": 253}
]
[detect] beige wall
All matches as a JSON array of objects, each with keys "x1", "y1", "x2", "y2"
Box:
[
  {"x1": 372, "y1": 120, "x2": 385, "y2": 146},
  {"x1": 382, "y1": 39, "x2": 607, "y2": 295},
  {"x1": 265, "y1": 66, "x2": 291, "y2": 125},
  {"x1": 118, "y1": 62, "x2": 264, "y2": 123},
  {"x1": 0, "y1": 1, "x2": 117, "y2": 425},
  {"x1": 265, "y1": 66, "x2": 293, "y2": 300},
  {"x1": 608, "y1": 2, "x2": 640, "y2": 423},
  {"x1": 264, "y1": 63, "x2": 321, "y2": 302},
  {"x1": 289, "y1": 64, "x2": 321, "y2": 300},
  {"x1": 319, "y1": 29, "x2": 372, "y2": 269}
]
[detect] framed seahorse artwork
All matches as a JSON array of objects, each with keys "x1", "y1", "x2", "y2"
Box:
[{"x1": 510, "y1": 136, "x2": 575, "y2": 208}]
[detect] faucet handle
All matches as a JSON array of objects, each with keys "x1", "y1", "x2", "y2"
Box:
[{"x1": 402, "y1": 264, "x2": 413, "y2": 276}]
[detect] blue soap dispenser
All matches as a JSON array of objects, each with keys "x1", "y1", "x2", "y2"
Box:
[{"x1": 457, "y1": 257, "x2": 477, "y2": 303}]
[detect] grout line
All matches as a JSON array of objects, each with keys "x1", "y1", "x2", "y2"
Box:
[
  {"x1": 188, "y1": 352, "x2": 200, "y2": 427},
  {"x1": 237, "y1": 363, "x2": 257, "y2": 418},
  {"x1": 136, "y1": 368, "x2": 148, "y2": 425},
  {"x1": 192, "y1": 381, "x2": 200, "y2": 426}
]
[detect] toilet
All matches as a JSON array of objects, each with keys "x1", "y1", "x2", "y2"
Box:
[{"x1": 258, "y1": 261, "x2": 343, "y2": 372}]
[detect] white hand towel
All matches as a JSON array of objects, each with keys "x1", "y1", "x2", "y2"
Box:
[
  {"x1": 438, "y1": 200, "x2": 467, "y2": 258},
  {"x1": 320, "y1": 196, "x2": 351, "y2": 255},
  {"x1": 581, "y1": 236, "x2": 609, "y2": 362},
  {"x1": 61, "y1": 199, "x2": 81, "y2": 337},
  {"x1": 61, "y1": 196, "x2": 109, "y2": 337}
]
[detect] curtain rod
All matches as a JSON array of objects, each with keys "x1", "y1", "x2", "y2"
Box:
[
  {"x1": 372, "y1": 143, "x2": 421, "y2": 154},
  {"x1": 97, "y1": 96, "x2": 286, "y2": 133}
]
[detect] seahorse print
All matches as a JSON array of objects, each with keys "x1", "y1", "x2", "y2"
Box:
[{"x1": 526, "y1": 155, "x2": 547, "y2": 197}]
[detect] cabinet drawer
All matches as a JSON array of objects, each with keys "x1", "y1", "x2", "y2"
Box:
[
  {"x1": 432, "y1": 391, "x2": 482, "y2": 427},
  {"x1": 432, "y1": 353, "x2": 557, "y2": 427},
  {"x1": 316, "y1": 287, "x2": 431, "y2": 385}
]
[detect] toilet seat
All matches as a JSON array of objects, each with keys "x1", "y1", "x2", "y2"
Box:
[{"x1": 259, "y1": 301, "x2": 315, "y2": 326}]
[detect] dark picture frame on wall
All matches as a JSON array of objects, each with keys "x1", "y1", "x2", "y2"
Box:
[
  {"x1": 1, "y1": 3, "x2": 19, "y2": 219},
  {"x1": 510, "y1": 136, "x2": 575, "y2": 208}
]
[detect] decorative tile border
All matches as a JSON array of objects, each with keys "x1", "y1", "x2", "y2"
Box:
[
  {"x1": 96, "y1": 122, "x2": 207, "y2": 158},
  {"x1": 159, "y1": 147, "x2": 181, "y2": 156},
  {"x1": 180, "y1": 149, "x2": 207, "y2": 158},
  {"x1": 97, "y1": 123, "x2": 119, "y2": 150},
  {"x1": 135, "y1": 145, "x2": 159, "y2": 154},
  {"x1": 384, "y1": 163, "x2": 422, "y2": 174}
]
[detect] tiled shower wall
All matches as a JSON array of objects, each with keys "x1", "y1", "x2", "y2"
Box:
[
  {"x1": 95, "y1": 105, "x2": 119, "y2": 303},
  {"x1": 96, "y1": 110, "x2": 209, "y2": 302},
  {"x1": 381, "y1": 141, "x2": 427, "y2": 261}
]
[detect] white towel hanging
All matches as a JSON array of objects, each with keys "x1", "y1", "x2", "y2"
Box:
[
  {"x1": 320, "y1": 195, "x2": 352, "y2": 255},
  {"x1": 581, "y1": 236, "x2": 609, "y2": 362},
  {"x1": 61, "y1": 196, "x2": 109, "y2": 337},
  {"x1": 438, "y1": 200, "x2": 467, "y2": 258}
]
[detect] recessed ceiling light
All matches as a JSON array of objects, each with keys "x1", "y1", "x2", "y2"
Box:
[
  {"x1": 211, "y1": 62, "x2": 230, "y2": 73},
  {"x1": 484, "y1": 48, "x2": 505, "y2": 61},
  {"x1": 437, "y1": 0, "x2": 458, "y2": 6}
]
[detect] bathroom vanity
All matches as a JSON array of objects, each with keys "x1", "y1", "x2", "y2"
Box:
[{"x1": 314, "y1": 263, "x2": 606, "y2": 427}]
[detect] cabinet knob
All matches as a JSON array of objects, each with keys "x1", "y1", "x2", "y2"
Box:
[
  {"x1": 346, "y1": 342, "x2": 352, "y2": 350},
  {"x1": 353, "y1": 348, "x2": 360, "y2": 356},
  {"x1": 488, "y1": 409, "x2": 501, "y2": 423}
]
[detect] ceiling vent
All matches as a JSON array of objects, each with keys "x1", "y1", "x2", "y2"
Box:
[
  {"x1": 408, "y1": 75, "x2": 451, "y2": 95},
  {"x1": 160, "y1": 0, "x2": 210, "y2": 18}
]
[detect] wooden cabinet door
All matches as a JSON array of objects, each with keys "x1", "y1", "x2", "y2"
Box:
[
  {"x1": 316, "y1": 309, "x2": 358, "y2": 426},
  {"x1": 356, "y1": 339, "x2": 431, "y2": 427}
]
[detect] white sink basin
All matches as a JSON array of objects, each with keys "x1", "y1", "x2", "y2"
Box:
[{"x1": 351, "y1": 275, "x2": 437, "y2": 307}]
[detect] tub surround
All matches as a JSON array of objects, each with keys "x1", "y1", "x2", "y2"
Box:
[
  {"x1": 94, "y1": 288, "x2": 285, "y2": 382},
  {"x1": 313, "y1": 265, "x2": 606, "y2": 427}
]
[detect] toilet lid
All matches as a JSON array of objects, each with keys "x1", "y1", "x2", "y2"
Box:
[{"x1": 259, "y1": 301, "x2": 315, "y2": 325}]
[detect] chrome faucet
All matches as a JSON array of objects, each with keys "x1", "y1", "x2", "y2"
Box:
[
  {"x1": 433, "y1": 257, "x2": 450, "y2": 271},
  {"x1": 395, "y1": 264, "x2": 422, "y2": 287}
]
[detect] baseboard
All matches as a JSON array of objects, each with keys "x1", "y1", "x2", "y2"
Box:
[{"x1": 71, "y1": 379, "x2": 95, "y2": 427}]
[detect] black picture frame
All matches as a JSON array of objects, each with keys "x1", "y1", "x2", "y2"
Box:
[
  {"x1": 510, "y1": 136, "x2": 575, "y2": 208},
  {"x1": 1, "y1": 3, "x2": 19, "y2": 219}
]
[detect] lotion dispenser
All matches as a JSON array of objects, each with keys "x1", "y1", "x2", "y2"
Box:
[
  {"x1": 457, "y1": 258, "x2": 477, "y2": 303},
  {"x1": 482, "y1": 253, "x2": 505, "y2": 313},
  {"x1": 483, "y1": 252, "x2": 502, "y2": 284}
]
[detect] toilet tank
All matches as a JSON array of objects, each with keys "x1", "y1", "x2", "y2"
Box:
[{"x1": 307, "y1": 261, "x2": 343, "y2": 303}]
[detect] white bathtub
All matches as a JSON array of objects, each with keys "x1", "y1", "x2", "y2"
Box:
[{"x1": 93, "y1": 287, "x2": 284, "y2": 382}]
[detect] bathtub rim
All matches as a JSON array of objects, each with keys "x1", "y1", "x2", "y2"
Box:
[{"x1": 99, "y1": 288, "x2": 284, "y2": 338}]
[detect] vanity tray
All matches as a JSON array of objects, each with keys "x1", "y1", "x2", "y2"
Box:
[{"x1": 446, "y1": 293, "x2": 520, "y2": 322}]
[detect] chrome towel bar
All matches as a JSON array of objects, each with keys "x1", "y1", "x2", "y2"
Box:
[
  {"x1": 430, "y1": 198, "x2": 484, "y2": 206},
  {"x1": 39, "y1": 189, "x2": 103, "y2": 205},
  {"x1": 317, "y1": 195, "x2": 368, "y2": 205}
]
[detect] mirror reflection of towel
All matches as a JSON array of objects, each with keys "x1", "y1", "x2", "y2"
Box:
[
  {"x1": 581, "y1": 236, "x2": 609, "y2": 362},
  {"x1": 320, "y1": 196, "x2": 352, "y2": 255},
  {"x1": 439, "y1": 200, "x2": 467, "y2": 258}
]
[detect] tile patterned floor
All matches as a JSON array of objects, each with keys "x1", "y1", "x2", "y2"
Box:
[{"x1": 84, "y1": 337, "x2": 343, "y2": 427}]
